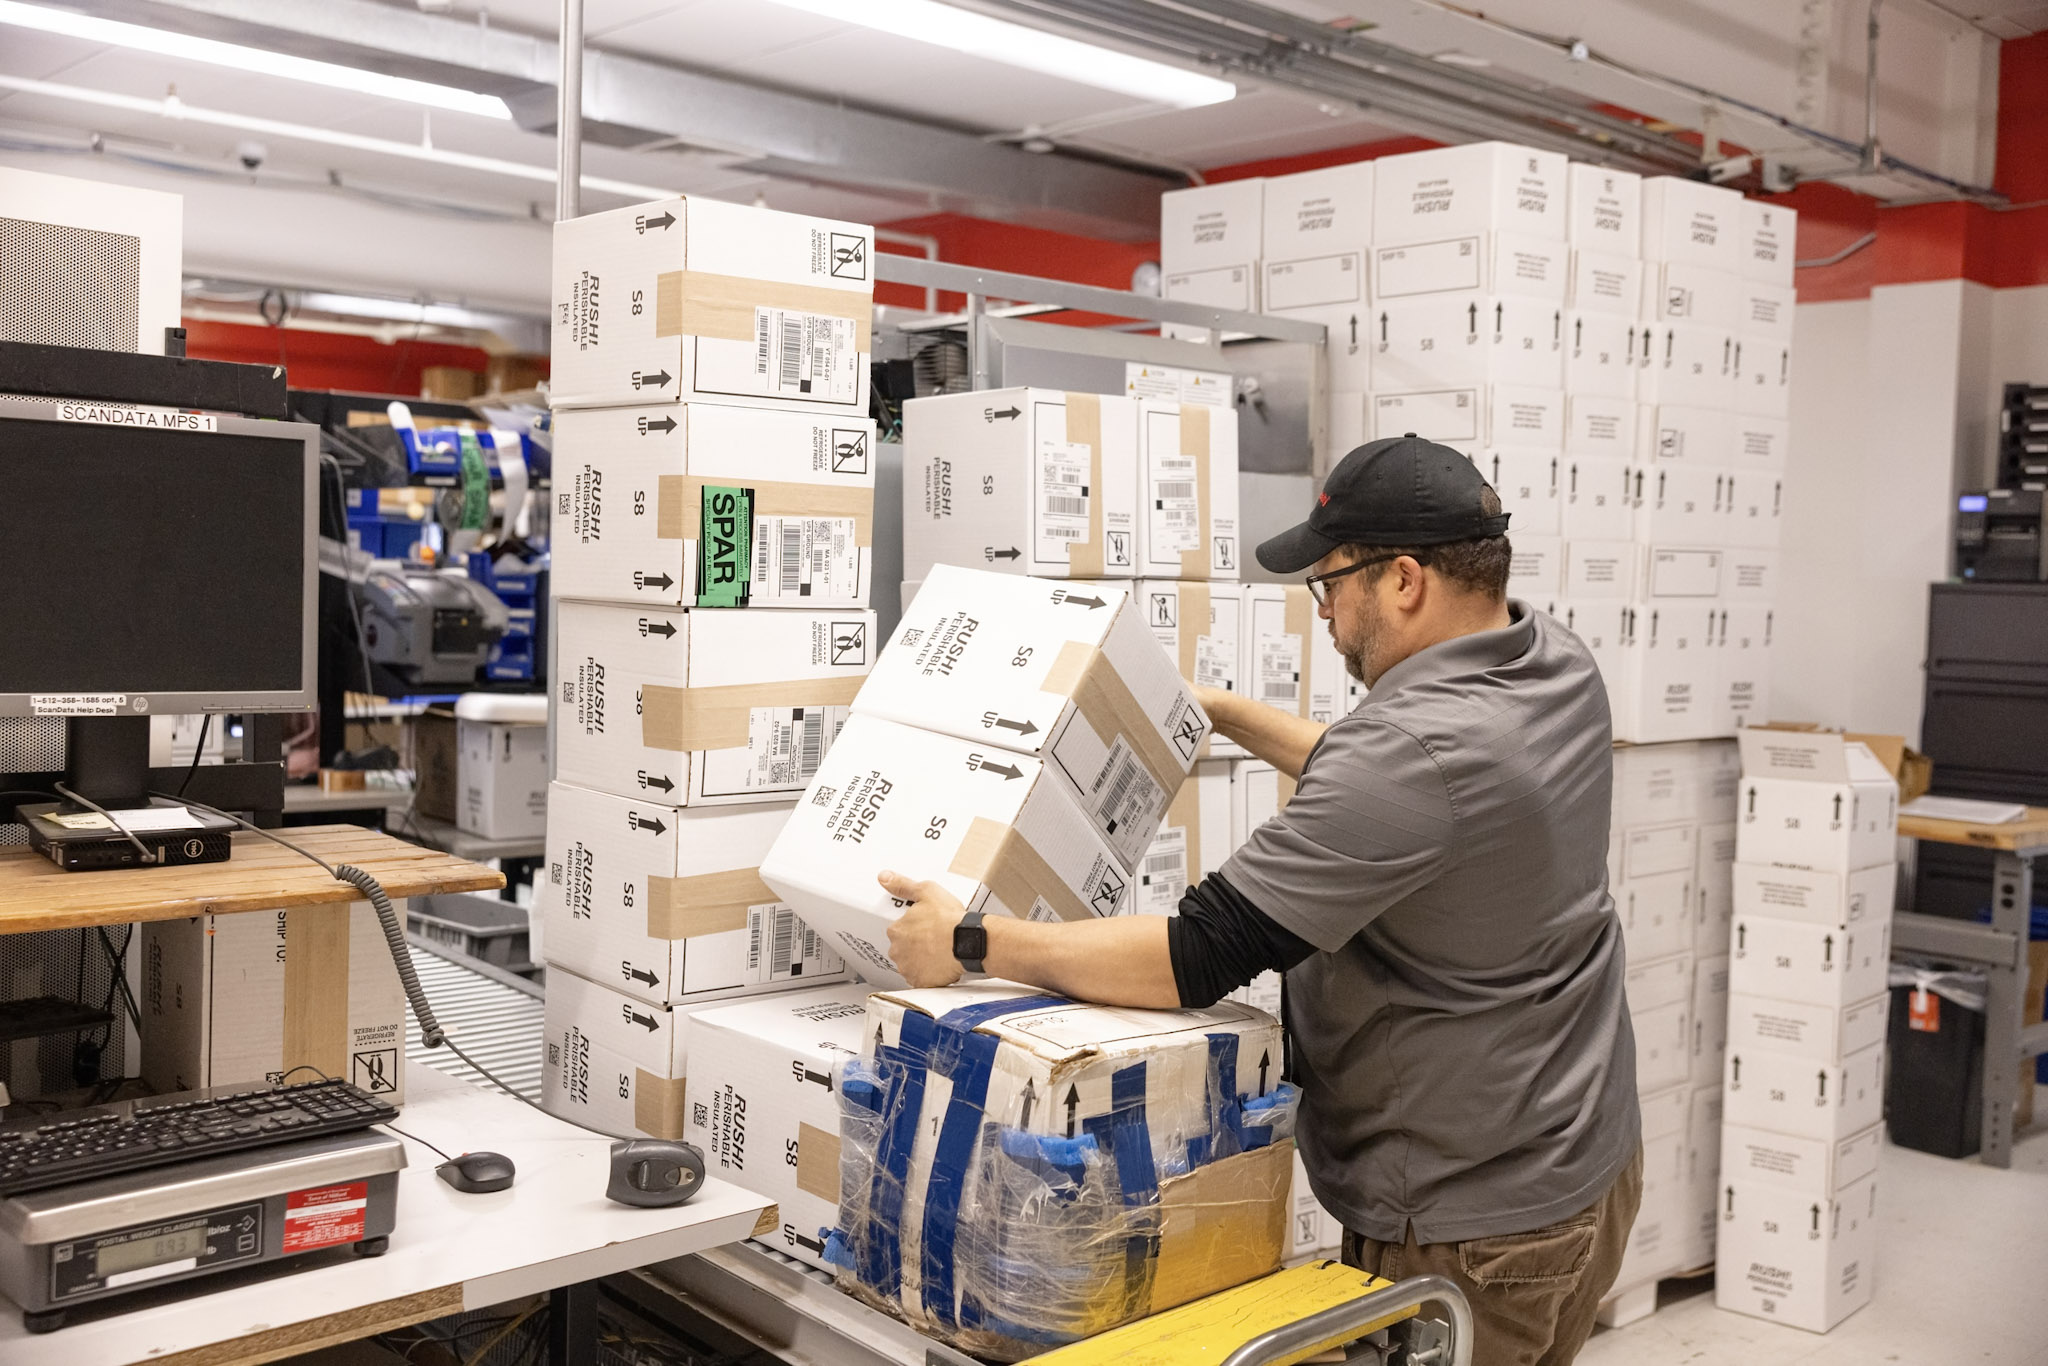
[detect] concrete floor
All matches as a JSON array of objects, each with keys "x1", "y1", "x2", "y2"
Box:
[{"x1": 1579, "y1": 1088, "x2": 2048, "y2": 1365}]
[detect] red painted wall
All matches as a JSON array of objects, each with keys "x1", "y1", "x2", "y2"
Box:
[{"x1": 180, "y1": 319, "x2": 536, "y2": 397}]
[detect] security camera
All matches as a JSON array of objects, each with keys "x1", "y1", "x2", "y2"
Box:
[{"x1": 235, "y1": 140, "x2": 268, "y2": 172}]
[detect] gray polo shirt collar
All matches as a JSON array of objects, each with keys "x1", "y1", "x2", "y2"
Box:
[{"x1": 1363, "y1": 601, "x2": 1534, "y2": 705}]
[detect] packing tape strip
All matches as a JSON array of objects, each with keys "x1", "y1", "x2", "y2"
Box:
[
  {"x1": 641, "y1": 675, "x2": 866, "y2": 753},
  {"x1": 1040, "y1": 641, "x2": 1185, "y2": 800},
  {"x1": 1066, "y1": 392, "x2": 1105, "y2": 579},
  {"x1": 949, "y1": 816, "x2": 1094, "y2": 924},
  {"x1": 634, "y1": 1069, "x2": 687, "y2": 1139},
  {"x1": 1282, "y1": 587, "x2": 1314, "y2": 721},
  {"x1": 1163, "y1": 775, "x2": 1204, "y2": 893},
  {"x1": 282, "y1": 903, "x2": 354, "y2": 1086},
  {"x1": 1179, "y1": 404, "x2": 1213, "y2": 580},
  {"x1": 796, "y1": 1120, "x2": 842, "y2": 1201},
  {"x1": 657, "y1": 270, "x2": 874, "y2": 350},
  {"x1": 656, "y1": 474, "x2": 875, "y2": 544},
  {"x1": 647, "y1": 867, "x2": 777, "y2": 940}
]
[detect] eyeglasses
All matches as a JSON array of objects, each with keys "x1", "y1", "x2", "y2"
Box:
[{"x1": 1304, "y1": 551, "x2": 1428, "y2": 607}]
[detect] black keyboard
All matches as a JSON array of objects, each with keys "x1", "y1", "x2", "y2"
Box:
[{"x1": 0, "y1": 1078, "x2": 398, "y2": 1197}]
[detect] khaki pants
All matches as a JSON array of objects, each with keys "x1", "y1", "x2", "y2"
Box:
[{"x1": 1341, "y1": 1149, "x2": 1643, "y2": 1366}]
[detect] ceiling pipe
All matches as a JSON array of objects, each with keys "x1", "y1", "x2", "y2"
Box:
[
  {"x1": 555, "y1": 0, "x2": 582, "y2": 221},
  {"x1": 1861, "y1": 0, "x2": 1884, "y2": 175}
]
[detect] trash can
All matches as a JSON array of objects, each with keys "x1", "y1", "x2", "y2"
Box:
[{"x1": 1885, "y1": 961, "x2": 1988, "y2": 1158}]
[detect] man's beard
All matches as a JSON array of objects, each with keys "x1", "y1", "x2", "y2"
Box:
[{"x1": 1336, "y1": 586, "x2": 1386, "y2": 686}]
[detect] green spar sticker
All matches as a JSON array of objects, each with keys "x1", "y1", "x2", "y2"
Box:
[
  {"x1": 456, "y1": 429, "x2": 491, "y2": 532},
  {"x1": 696, "y1": 485, "x2": 754, "y2": 608}
]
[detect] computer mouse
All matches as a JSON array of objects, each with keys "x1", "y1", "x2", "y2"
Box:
[{"x1": 437, "y1": 1150, "x2": 516, "y2": 1193}]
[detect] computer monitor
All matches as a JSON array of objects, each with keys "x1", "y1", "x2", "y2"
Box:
[{"x1": 0, "y1": 394, "x2": 318, "y2": 806}]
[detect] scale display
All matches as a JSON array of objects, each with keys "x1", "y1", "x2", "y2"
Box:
[{"x1": 50, "y1": 1200, "x2": 265, "y2": 1301}]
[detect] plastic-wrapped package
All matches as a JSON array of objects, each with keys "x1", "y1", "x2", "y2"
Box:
[{"x1": 825, "y1": 982, "x2": 1297, "y2": 1361}]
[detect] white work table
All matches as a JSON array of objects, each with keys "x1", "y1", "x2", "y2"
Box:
[{"x1": 0, "y1": 1063, "x2": 773, "y2": 1366}]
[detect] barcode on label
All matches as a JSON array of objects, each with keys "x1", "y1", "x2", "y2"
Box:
[
  {"x1": 1044, "y1": 526, "x2": 1085, "y2": 539},
  {"x1": 755, "y1": 312, "x2": 771, "y2": 375},
  {"x1": 753, "y1": 529, "x2": 770, "y2": 587},
  {"x1": 799, "y1": 709, "x2": 824, "y2": 777},
  {"x1": 1156, "y1": 482, "x2": 1196, "y2": 500},
  {"x1": 780, "y1": 316, "x2": 803, "y2": 389},
  {"x1": 1045, "y1": 496, "x2": 1089, "y2": 517},
  {"x1": 771, "y1": 908, "x2": 797, "y2": 976},
  {"x1": 1144, "y1": 850, "x2": 1184, "y2": 878},
  {"x1": 780, "y1": 523, "x2": 803, "y2": 594},
  {"x1": 1265, "y1": 682, "x2": 1299, "y2": 701},
  {"x1": 1095, "y1": 752, "x2": 1143, "y2": 816}
]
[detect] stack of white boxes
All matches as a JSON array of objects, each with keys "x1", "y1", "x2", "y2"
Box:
[
  {"x1": 1598, "y1": 738, "x2": 1739, "y2": 1323},
  {"x1": 535, "y1": 195, "x2": 882, "y2": 1146},
  {"x1": 1717, "y1": 729, "x2": 1897, "y2": 1332}
]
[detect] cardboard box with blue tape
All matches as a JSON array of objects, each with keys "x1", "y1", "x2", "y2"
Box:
[{"x1": 828, "y1": 983, "x2": 1295, "y2": 1361}]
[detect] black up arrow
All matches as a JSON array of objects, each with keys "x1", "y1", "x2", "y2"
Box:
[
  {"x1": 1467, "y1": 301, "x2": 1478, "y2": 335},
  {"x1": 988, "y1": 547, "x2": 1021, "y2": 562},
  {"x1": 993, "y1": 717, "x2": 1039, "y2": 736},
  {"x1": 987, "y1": 406, "x2": 1021, "y2": 421},
  {"x1": 1737, "y1": 924, "x2": 1747, "y2": 952},
  {"x1": 635, "y1": 815, "x2": 668, "y2": 834},
  {"x1": 1731, "y1": 1056, "x2": 1742, "y2": 1085},
  {"x1": 639, "y1": 210, "x2": 676, "y2": 231},
  {"x1": 626, "y1": 966, "x2": 659, "y2": 987},
  {"x1": 1832, "y1": 794, "x2": 1843, "y2": 823},
  {"x1": 639, "y1": 415, "x2": 677, "y2": 435},
  {"x1": 1258, "y1": 1050, "x2": 1271, "y2": 1096},
  {"x1": 799, "y1": 1066, "x2": 833, "y2": 1090},
  {"x1": 1063, "y1": 1084, "x2": 1080, "y2": 1137},
  {"x1": 637, "y1": 369, "x2": 673, "y2": 389},
  {"x1": 1816, "y1": 1069, "x2": 1831, "y2": 1102},
  {"x1": 1348, "y1": 314, "x2": 1358, "y2": 345},
  {"x1": 642, "y1": 572, "x2": 674, "y2": 591},
  {"x1": 794, "y1": 1231, "x2": 826, "y2": 1254},
  {"x1": 1726, "y1": 1186, "x2": 1736, "y2": 1216},
  {"x1": 1811, "y1": 1203, "x2": 1822, "y2": 1234},
  {"x1": 1574, "y1": 317, "x2": 1583, "y2": 350},
  {"x1": 1494, "y1": 301, "x2": 1503, "y2": 333},
  {"x1": 1058, "y1": 593, "x2": 1106, "y2": 609},
  {"x1": 643, "y1": 774, "x2": 674, "y2": 793},
  {"x1": 627, "y1": 1008, "x2": 659, "y2": 1033},
  {"x1": 1822, "y1": 934, "x2": 1834, "y2": 966},
  {"x1": 643, "y1": 620, "x2": 677, "y2": 638},
  {"x1": 1020, "y1": 1079, "x2": 1037, "y2": 1128},
  {"x1": 1746, "y1": 789, "x2": 1756, "y2": 817},
  {"x1": 1379, "y1": 311, "x2": 1388, "y2": 343},
  {"x1": 1665, "y1": 330, "x2": 1675, "y2": 362},
  {"x1": 978, "y1": 760, "x2": 1024, "y2": 781}
]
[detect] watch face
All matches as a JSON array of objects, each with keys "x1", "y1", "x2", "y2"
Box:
[{"x1": 953, "y1": 924, "x2": 989, "y2": 963}]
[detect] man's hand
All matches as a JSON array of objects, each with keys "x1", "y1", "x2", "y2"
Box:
[{"x1": 878, "y1": 870, "x2": 968, "y2": 987}]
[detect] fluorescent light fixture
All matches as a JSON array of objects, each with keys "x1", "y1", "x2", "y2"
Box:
[
  {"x1": 769, "y1": 0, "x2": 1234, "y2": 108},
  {"x1": 0, "y1": 74, "x2": 670, "y2": 199},
  {"x1": 0, "y1": 0, "x2": 511, "y2": 119}
]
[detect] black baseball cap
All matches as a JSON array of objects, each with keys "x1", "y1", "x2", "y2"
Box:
[{"x1": 1255, "y1": 434, "x2": 1511, "y2": 574}]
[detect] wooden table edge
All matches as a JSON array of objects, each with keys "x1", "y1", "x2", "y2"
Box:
[
  {"x1": 1899, "y1": 806, "x2": 2048, "y2": 853},
  {"x1": 136, "y1": 1281, "x2": 464, "y2": 1366}
]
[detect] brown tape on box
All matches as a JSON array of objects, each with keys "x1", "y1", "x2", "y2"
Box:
[
  {"x1": 949, "y1": 816, "x2": 1094, "y2": 924},
  {"x1": 1065, "y1": 393, "x2": 1105, "y2": 579},
  {"x1": 634, "y1": 1070, "x2": 687, "y2": 1138},
  {"x1": 641, "y1": 676, "x2": 866, "y2": 753},
  {"x1": 797, "y1": 1120, "x2": 842, "y2": 1201},
  {"x1": 1040, "y1": 640, "x2": 1184, "y2": 796},
  {"x1": 1178, "y1": 404, "x2": 1213, "y2": 580},
  {"x1": 1148, "y1": 1140, "x2": 1290, "y2": 1316},
  {"x1": 1282, "y1": 587, "x2": 1314, "y2": 721},
  {"x1": 656, "y1": 475, "x2": 874, "y2": 545},
  {"x1": 1172, "y1": 584, "x2": 1218, "y2": 761},
  {"x1": 282, "y1": 904, "x2": 351, "y2": 1084},
  {"x1": 656, "y1": 271, "x2": 874, "y2": 351},
  {"x1": 647, "y1": 867, "x2": 776, "y2": 940}
]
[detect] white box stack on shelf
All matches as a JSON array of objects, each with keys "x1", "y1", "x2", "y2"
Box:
[
  {"x1": 542, "y1": 196, "x2": 878, "y2": 1140},
  {"x1": 1262, "y1": 163, "x2": 1374, "y2": 417},
  {"x1": 1600, "y1": 738, "x2": 1738, "y2": 1321},
  {"x1": 1367, "y1": 142, "x2": 1570, "y2": 600},
  {"x1": 1717, "y1": 728, "x2": 1898, "y2": 1333}
]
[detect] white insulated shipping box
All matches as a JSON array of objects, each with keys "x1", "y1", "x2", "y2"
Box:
[
  {"x1": 760, "y1": 716, "x2": 1132, "y2": 988},
  {"x1": 684, "y1": 985, "x2": 873, "y2": 1269},
  {"x1": 141, "y1": 903, "x2": 407, "y2": 1102},
  {"x1": 1137, "y1": 578, "x2": 1243, "y2": 757},
  {"x1": 1728, "y1": 914, "x2": 1892, "y2": 1009},
  {"x1": 1477, "y1": 448, "x2": 1561, "y2": 537},
  {"x1": 1136, "y1": 401, "x2": 1241, "y2": 579},
  {"x1": 542, "y1": 963, "x2": 701, "y2": 1139},
  {"x1": 1241, "y1": 585, "x2": 1350, "y2": 727},
  {"x1": 555, "y1": 600, "x2": 876, "y2": 806},
  {"x1": 1371, "y1": 385, "x2": 1563, "y2": 451},
  {"x1": 1371, "y1": 142, "x2": 1568, "y2": 244},
  {"x1": 859, "y1": 568, "x2": 1208, "y2": 870},
  {"x1": 1716, "y1": 1174, "x2": 1878, "y2": 1332},
  {"x1": 1370, "y1": 232, "x2": 1567, "y2": 301},
  {"x1": 1372, "y1": 292, "x2": 1563, "y2": 391},
  {"x1": 551, "y1": 196, "x2": 872, "y2": 414},
  {"x1": 541, "y1": 781, "x2": 848, "y2": 1006},
  {"x1": 1627, "y1": 952, "x2": 1695, "y2": 1095},
  {"x1": 1639, "y1": 178, "x2": 1743, "y2": 271},
  {"x1": 1723, "y1": 1042, "x2": 1885, "y2": 1140},
  {"x1": 901, "y1": 389, "x2": 1137, "y2": 583},
  {"x1": 457, "y1": 714, "x2": 548, "y2": 840},
  {"x1": 1160, "y1": 178, "x2": 1264, "y2": 321},
  {"x1": 551, "y1": 404, "x2": 875, "y2": 609},
  {"x1": 1134, "y1": 760, "x2": 1234, "y2": 917},
  {"x1": 1735, "y1": 731, "x2": 1899, "y2": 873},
  {"x1": 1261, "y1": 164, "x2": 1373, "y2": 391},
  {"x1": 1567, "y1": 164, "x2": 1642, "y2": 253},
  {"x1": 1725, "y1": 992, "x2": 1889, "y2": 1066}
]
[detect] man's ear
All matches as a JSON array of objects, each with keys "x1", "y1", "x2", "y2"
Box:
[{"x1": 1397, "y1": 554, "x2": 1430, "y2": 605}]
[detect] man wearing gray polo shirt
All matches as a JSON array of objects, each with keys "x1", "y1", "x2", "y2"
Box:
[{"x1": 879, "y1": 436, "x2": 1640, "y2": 1366}]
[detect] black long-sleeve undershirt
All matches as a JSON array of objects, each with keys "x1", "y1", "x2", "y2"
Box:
[{"x1": 1166, "y1": 871, "x2": 1316, "y2": 1008}]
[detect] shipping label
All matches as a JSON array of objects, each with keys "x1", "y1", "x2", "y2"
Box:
[
  {"x1": 1257, "y1": 634, "x2": 1303, "y2": 708},
  {"x1": 1139, "y1": 825, "x2": 1189, "y2": 916},
  {"x1": 751, "y1": 307, "x2": 859, "y2": 404},
  {"x1": 701, "y1": 705, "x2": 850, "y2": 798},
  {"x1": 1195, "y1": 633, "x2": 1234, "y2": 691},
  {"x1": 1035, "y1": 438, "x2": 1092, "y2": 562},
  {"x1": 1087, "y1": 737, "x2": 1166, "y2": 851},
  {"x1": 1151, "y1": 455, "x2": 1202, "y2": 552},
  {"x1": 745, "y1": 904, "x2": 846, "y2": 985},
  {"x1": 752, "y1": 515, "x2": 860, "y2": 603}
]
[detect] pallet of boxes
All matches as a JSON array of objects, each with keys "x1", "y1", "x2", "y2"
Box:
[
  {"x1": 1717, "y1": 727, "x2": 1897, "y2": 1332},
  {"x1": 749, "y1": 567, "x2": 1299, "y2": 1357},
  {"x1": 535, "y1": 195, "x2": 882, "y2": 1210}
]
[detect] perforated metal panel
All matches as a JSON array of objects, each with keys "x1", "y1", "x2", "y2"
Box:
[{"x1": 0, "y1": 216, "x2": 141, "y2": 352}]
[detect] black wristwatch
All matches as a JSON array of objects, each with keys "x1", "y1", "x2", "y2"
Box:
[{"x1": 952, "y1": 909, "x2": 988, "y2": 974}]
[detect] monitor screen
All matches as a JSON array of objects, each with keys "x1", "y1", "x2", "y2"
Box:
[
  {"x1": 1957, "y1": 494, "x2": 1989, "y2": 513},
  {"x1": 0, "y1": 411, "x2": 312, "y2": 703}
]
